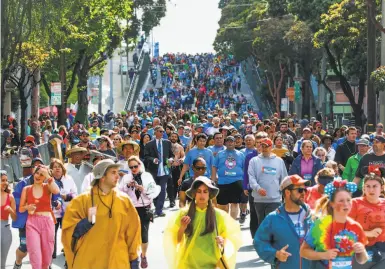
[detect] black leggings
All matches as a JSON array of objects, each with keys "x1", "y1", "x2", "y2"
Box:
[
  {"x1": 167, "y1": 165, "x2": 182, "y2": 203},
  {"x1": 136, "y1": 207, "x2": 150, "y2": 244},
  {"x1": 53, "y1": 218, "x2": 62, "y2": 257}
]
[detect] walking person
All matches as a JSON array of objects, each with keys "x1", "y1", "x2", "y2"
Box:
[
  {"x1": 144, "y1": 125, "x2": 174, "y2": 217},
  {"x1": 49, "y1": 158, "x2": 77, "y2": 259},
  {"x1": 1, "y1": 170, "x2": 17, "y2": 269},
  {"x1": 248, "y1": 138, "x2": 288, "y2": 226},
  {"x1": 120, "y1": 156, "x2": 161, "y2": 268},
  {"x1": 254, "y1": 175, "x2": 313, "y2": 269},
  {"x1": 300, "y1": 180, "x2": 368, "y2": 269},
  {"x1": 62, "y1": 159, "x2": 141, "y2": 269},
  {"x1": 164, "y1": 176, "x2": 242, "y2": 269},
  {"x1": 19, "y1": 165, "x2": 60, "y2": 269}
]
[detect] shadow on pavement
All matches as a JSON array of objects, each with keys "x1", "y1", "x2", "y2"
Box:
[{"x1": 236, "y1": 258, "x2": 270, "y2": 269}]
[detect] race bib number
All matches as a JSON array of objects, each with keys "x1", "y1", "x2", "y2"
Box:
[
  {"x1": 225, "y1": 171, "x2": 236, "y2": 176},
  {"x1": 303, "y1": 174, "x2": 312, "y2": 181},
  {"x1": 262, "y1": 167, "x2": 277, "y2": 175},
  {"x1": 367, "y1": 251, "x2": 373, "y2": 263},
  {"x1": 331, "y1": 257, "x2": 352, "y2": 269}
]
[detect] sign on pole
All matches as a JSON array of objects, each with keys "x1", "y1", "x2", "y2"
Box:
[
  {"x1": 286, "y1": 87, "x2": 295, "y2": 101},
  {"x1": 50, "y1": 82, "x2": 61, "y2": 106},
  {"x1": 281, "y1": 98, "x2": 288, "y2": 112}
]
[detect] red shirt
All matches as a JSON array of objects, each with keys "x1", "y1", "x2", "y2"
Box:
[
  {"x1": 1, "y1": 194, "x2": 11, "y2": 220},
  {"x1": 305, "y1": 185, "x2": 323, "y2": 210},
  {"x1": 26, "y1": 184, "x2": 52, "y2": 213},
  {"x1": 349, "y1": 197, "x2": 385, "y2": 246}
]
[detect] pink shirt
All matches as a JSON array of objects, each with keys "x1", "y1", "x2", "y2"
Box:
[{"x1": 300, "y1": 156, "x2": 314, "y2": 181}]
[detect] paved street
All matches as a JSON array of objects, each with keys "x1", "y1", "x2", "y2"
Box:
[{"x1": 4, "y1": 202, "x2": 270, "y2": 269}]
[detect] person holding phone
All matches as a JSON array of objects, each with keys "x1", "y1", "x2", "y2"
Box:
[
  {"x1": 19, "y1": 165, "x2": 60, "y2": 269},
  {"x1": 119, "y1": 156, "x2": 160, "y2": 268}
]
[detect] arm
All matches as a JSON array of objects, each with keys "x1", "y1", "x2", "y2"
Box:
[
  {"x1": 179, "y1": 164, "x2": 189, "y2": 181},
  {"x1": 178, "y1": 191, "x2": 187, "y2": 208},
  {"x1": 243, "y1": 155, "x2": 252, "y2": 190},
  {"x1": 47, "y1": 178, "x2": 60, "y2": 195},
  {"x1": 126, "y1": 199, "x2": 141, "y2": 263},
  {"x1": 253, "y1": 215, "x2": 279, "y2": 264},
  {"x1": 248, "y1": 159, "x2": 261, "y2": 191},
  {"x1": 19, "y1": 188, "x2": 29, "y2": 213},
  {"x1": 144, "y1": 143, "x2": 155, "y2": 164},
  {"x1": 300, "y1": 241, "x2": 327, "y2": 260},
  {"x1": 8, "y1": 194, "x2": 17, "y2": 221},
  {"x1": 211, "y1": 167, "x2": 217, "y2": 182}
]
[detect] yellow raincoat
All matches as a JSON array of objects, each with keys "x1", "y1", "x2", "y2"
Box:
[
  {"x1": 61, "y1": 186, "x2": 141, "y2": 269},
  {"x1": 164, "y1": 207, "x2": 242, "y2": 269}
]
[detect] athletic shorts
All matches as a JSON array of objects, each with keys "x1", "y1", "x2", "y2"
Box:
[{"x1": 216, "y1": 180, "x2": 243, "y2": 205}]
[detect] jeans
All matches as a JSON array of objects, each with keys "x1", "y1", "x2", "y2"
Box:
[
  {"x1": 254, "y1": 202, "x2": 280, "y2": 227},
  {"x1": 154, "y1": 175, "x2": 169, "y2": 215},
  {"x1": 248, "y1": 193, "x2": 258, "y2": 239}
]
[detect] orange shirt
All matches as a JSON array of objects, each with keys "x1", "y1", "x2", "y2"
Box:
[
  {"x1": 305, "y1": 185, "x2": 323, "y2": 210},
  {"x1": 349, "y1": 197, "x2": 385, "y2": 246}
]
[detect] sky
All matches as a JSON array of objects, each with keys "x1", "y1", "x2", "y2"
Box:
[{"x1": 152, "y1": 0, "x2": 221, "y2": 54}]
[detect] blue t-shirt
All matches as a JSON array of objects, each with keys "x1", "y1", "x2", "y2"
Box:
[
  {"x1": 240, "y1": 148, "x2": 255, "y2": 158},
  {"x1": 180, "y1": 136, "x2": 192, "y2": 149},
  {"x1": 184, "y1": 148, "x2": 214, "y2": 177},
  {"x1": 207, "y1": 145, "x2": 226, "y2": 157},
  {"x1": 214, "y1": 149, "x2": 245, "y2": 185}
]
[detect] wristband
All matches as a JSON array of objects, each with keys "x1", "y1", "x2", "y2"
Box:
[{"x1": 48, "y1": 177, "x2": 54, "y2": 184}]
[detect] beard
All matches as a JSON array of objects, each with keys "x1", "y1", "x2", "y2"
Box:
[{"x1": 290, "y1": 194, "x2": 304, "y2": 206}]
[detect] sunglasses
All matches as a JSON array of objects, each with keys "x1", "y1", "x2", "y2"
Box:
[
  {"x1": 113, "y1": 139, "x2": 121, "y2": 141},
  {"x1": 158, "y1": 130, "x2": 164, "y2": 133},
  {"x1": 129, "y1": 165, "x2": 139, "y2": 169},
  {"x1": 289, "y1": 187, "x2": 307, "y2": 193},
  {"x1": 194, "y1": 166, "x2": 207, "y2": 171}
]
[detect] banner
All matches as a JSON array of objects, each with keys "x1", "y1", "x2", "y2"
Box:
[
  {"x1": 50, "y1": 82, "x2": 61, "y2": 105},
  {"x1": 281, "y1": 98, "x2": 288, "y2": 112}
]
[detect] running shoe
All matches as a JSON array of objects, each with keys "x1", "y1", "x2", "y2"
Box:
[{"x1": 239, "y1": 212, "x2": 247, "y2": 224}]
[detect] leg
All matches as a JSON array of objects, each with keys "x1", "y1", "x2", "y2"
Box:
[
  {"x1": 166, "y1": 176, "x2": 175, "y2": 207},
  {"x1": 217, "y1": 204, "x2": 229, "y2": 213},
  {"x1": 254, "y1": 202, "x2": 268, "y2": 227},
  {"x1": 40, "y1": 216, "x2": 55, "y2": 269},
  {"x1": 230, "y1": 203, "x2": 239, "y2": 220},
  {"x1": 155, "y1": 176, "x2": 168, "y2": 215},
  {"x1": 248, "y1": 193, "x2": 258, "y2": 239},
  {"x1": 1, "y1": 222, "x2": 12, "y2": 269},
  {"x1": 264, "y1": 203, "x2": 281, "y2": 217},
  {"x1": 53, "y1": 218, "x2": 61, "y2": 258},
  {"x1": 15, "y1": 228, "x2": 28, "y2": 266},
  {"x1": 26, "y1": 217, "x2": 43, "y2": 269}
]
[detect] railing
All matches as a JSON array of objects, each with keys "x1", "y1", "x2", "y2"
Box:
[
  {"x1": 1, "y1": 143, "x2": 50, "y2": 183},
  {"x1": 124, "y1": 39, "x2": 149, "y2": 111}
]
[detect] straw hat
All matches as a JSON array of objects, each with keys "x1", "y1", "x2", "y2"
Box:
[
  {"x1": 65, "y1": 145, "x2": 88, "y2": 157},
  {"x1": 117, "y1": 140, "x2": 140, "y2": 154}
]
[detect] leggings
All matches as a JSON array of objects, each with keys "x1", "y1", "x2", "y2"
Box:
[
  {"x1": 136, "y1": 207, "x2": 150, "y2": 244},
  {"x1": 1, "y1": 221, "x2": 12, "y2": 269},
  {"x1": 26, "y1": 215, "x2": 55, "y2": 269}
]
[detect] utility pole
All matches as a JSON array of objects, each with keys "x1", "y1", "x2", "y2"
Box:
[
  {"x1": 31, "y1": 70, "x2": 40, "y2": 124},
  {"x1": 98, "y1": 76, "x2": 102, "y2": 114},
  {"x1": 367, "y1": 3, "x2": 377, "y2": 127},
  {"x1": 380, "y1": 0, "x2": 385, "y2": 124},
  {"x1": 120, "y1": 49, "x2": 124, "y2": 97},
  {"x1": 109, "y1": 57, "x2": 114, "y2": 111},
  {"x1": 59, "y1": 50, "x2": 67, "y2": 126}
]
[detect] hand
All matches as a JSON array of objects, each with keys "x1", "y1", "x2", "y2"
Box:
[
  {"x1": 216, "y1": 236, "x2": 225, "y2": 248},
  {"x1": 178, "y1": 178, "x2": 183, "y2": 186},
  {"x1": 180, "y1": 216, "x2": 191, "y2": 230},
  {"x1": 153, "y1": 158, "x2": 159, "y2": 164},
  {"x1": 88, "y1": 207, "x2": 97, "y2": 223},
  {"x1": 39, "y1": 166, "x2": 52, "y2": 179},
  {"x1": 4, "y1": 205, "x2": 13, "y2": 213},
  {"x1": 135, "y1": 184, "x2": 144, "y2": 192},
  {"x1": 322, "y1": 249, "x2": 340, "y2": 260},
  {"x1": 368, "y1": 228, "x2": 383, "y2": 238},
  {"x1": 25, "y1": 204, "x2": 36, "y2": 213},
  {"x1": 258, "y1": 188, "x2": 267, "y2": 196},
  {"x1": 353, "y1": 243, "x2": 366, "y2": 254},
  {"x1": 275, "y1": 245, "x2": 292, "y2": 262},
  {"x1": 60, "y1": 194, "x2": 67, "y2": 200},
  {"x1": 243, "y1": 190, "x2": 249, "y2": 196}
]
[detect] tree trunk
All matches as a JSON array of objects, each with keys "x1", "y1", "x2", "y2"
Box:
[{"x1": 74, "y1": 55, "x2": 91, "y2": 125}]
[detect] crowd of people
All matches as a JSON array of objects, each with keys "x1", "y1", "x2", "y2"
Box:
[{"x1": 1, "y1": 52, "x2": 385, "y2": 269}]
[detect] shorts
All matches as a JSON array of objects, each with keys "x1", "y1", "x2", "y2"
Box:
[
  {"x1": 216, "y1": 180, "x2": 243, "y2": 205},
  {"x1": 18, "y1": 227, "x2": 27, "y2": 253},
  {"x1": 240, "y1": 191, "x2": 248, "y2": 204}
]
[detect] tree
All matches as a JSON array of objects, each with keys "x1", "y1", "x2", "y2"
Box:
[{"x1": 314, "y1": 0, "x2": 369, "y2": 127}]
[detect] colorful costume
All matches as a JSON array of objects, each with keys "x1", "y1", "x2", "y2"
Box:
[{"x1": 164, "y1": 207, "x2": 241, "y2": 269}]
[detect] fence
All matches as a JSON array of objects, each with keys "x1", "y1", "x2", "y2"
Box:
[{"x1": 1, "y1": 143, "x2": 50, "y2": 183}]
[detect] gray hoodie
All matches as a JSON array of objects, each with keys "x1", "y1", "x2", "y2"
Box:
[{"x1": 248, "y1": 153, "x2": 288, "y2": 203}]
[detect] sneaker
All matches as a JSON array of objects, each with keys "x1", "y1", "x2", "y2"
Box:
[
  {"x1": 141, "y1": 255, "x2": 148, "y2": 268},
  {"x1": 13, "y1": 262, "x2": 22, "y2": 269},
  {"x1": 156, "y1": 212, "x2": 166, "y2": 217},
  {"x1": 239, "y1": 213, "x2": 246, "y2": 224},
  {"x1": 169, "y1": 201, "x2": 175, "y2": 208}
]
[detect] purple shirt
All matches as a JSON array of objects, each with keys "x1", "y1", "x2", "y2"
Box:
[{"x1": 300, "y1": 156, "x2": 314, "y2": 181}]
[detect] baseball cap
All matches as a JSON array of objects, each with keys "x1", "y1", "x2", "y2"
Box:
[
  {"x1": 24, "y1": 135, "x2": 35, "y2": 144},
  {"x1": 225, "y1": 136, "x2": 235, "y2": 142},
  {"x1": 280, "y1": 174, "x2": 311, "y2": 191},
  {"x1": 303, "y1": 128, "x2": 311, "y2": 133},
  {"x1": 195, "y1": 123, "x2": 203, "y2": 129},
  {"x1": 92, "y1": 159, "x2": 121, "y2": 182},
  {"x1": 261, "y1": 138, "x2": 273, "y2": 147},
  {"x1": 356, "y1": 139, "x2": 370, "y2": 146},
  {"x1": 374, "y1": 136, "x2": 385, "y2": 143}
]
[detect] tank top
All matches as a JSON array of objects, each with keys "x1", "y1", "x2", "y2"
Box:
[
  {"x1": 1, "y1": 194, "x2": 11, "y2": 220},
  {"x1": 26, "y1": 184, "x2": 52, "y2": 213}
]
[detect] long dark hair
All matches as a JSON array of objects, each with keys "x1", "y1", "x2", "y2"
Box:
[{"x1": 185, "y1": 182, "x2": 216, "y2": 237}]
